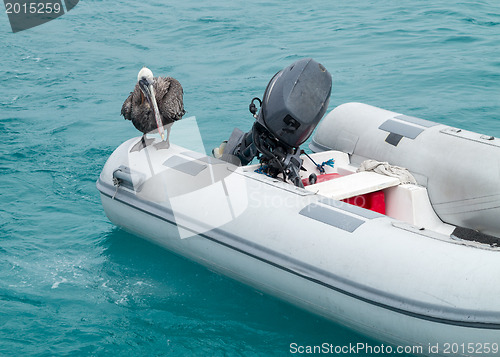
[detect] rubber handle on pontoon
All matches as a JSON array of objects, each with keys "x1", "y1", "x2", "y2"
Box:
[{"x1": 112, "y1": 166, "x2": 143, "y2": 190}]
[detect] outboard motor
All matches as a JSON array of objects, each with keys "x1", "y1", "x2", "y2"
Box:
[{"x1": 220, "y1": 58, "x2": 332, "y2": 187}]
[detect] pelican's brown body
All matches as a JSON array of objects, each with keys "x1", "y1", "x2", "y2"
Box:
[{"x1": 121, "y1": 76, "x2": 185, "y2": 135}]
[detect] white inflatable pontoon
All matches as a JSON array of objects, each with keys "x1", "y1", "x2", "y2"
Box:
[{"x1": 98, "y1": 102, "x2": 500, "y2": 356}]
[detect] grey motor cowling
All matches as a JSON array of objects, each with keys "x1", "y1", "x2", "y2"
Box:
[{"x1": 256, "y1": 58, "x2": 332, "y2": 148}]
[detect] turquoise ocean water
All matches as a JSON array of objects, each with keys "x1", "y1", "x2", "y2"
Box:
[{"x1": 1, "y1": 1, "x2": 500, "y2": 355}]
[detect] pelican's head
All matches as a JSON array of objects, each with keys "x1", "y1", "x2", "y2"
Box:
[
  {"x1": 138, "y1": 67, "x2": 154, "y2": 85},
  {"x1": 137, "y1": 67, "x2": 156, "y2": 108}
]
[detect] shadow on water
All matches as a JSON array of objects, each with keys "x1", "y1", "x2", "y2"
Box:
[{"x1": 99, "y1": 228, "x2": 415, "y2": 356}]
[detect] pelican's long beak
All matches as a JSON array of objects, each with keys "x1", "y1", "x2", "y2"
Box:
[{"x1": 138, "y1": 79, "x2": 166, "y2": 141}]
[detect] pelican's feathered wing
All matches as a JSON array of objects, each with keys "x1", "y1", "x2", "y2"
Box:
[{"x1": 155, "y1": 76, "x2": 185, "y2": 123}]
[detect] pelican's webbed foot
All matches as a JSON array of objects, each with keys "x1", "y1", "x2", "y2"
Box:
[
  {"x1": 154, "y1": 139, "x2": 170, "y2": 150},
  {"x1": 130, "y1": 135, "x2": 155, "y2": 152}
]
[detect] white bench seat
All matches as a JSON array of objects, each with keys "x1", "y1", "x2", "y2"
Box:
[{"x1": 304, "y1": 171, "x2": 400, "y2": 200}]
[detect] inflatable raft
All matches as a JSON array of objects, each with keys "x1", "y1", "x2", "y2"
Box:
[{"x1": 99, "y1": 61, "x2": 500, "y2": 356}]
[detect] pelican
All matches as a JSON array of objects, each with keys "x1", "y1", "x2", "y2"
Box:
[{"x1": 121, "y1": 67, "x2": 185, "y2": 150}]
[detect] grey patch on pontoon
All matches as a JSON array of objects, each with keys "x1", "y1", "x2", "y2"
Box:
[
  {"x1": 300, "y1": 203, "x2": 364, "y2": 232},
  {"x1": 379, "y1": 120, "x2": 424, "y2": 139},
  {"x1": 395, "y1": 114, "x2": 438, "y2": 128},
  {"x1": 163, "y1": 156, "x2": 207, "y2": 176},
  {"x1": 452, "y1": 226, "x2": 500, "y2": 247},
  {"x1": 130, "y1": 137, "x2": 155, "y2": 153},
  {"x1": 385, "y1": 132, "x2": 403, "y2": 146},
  {"x1": 181, "y1": 151, "x2": 226, "y2": 165},
  {"x1": 319, "y1": 198, "x2": 384, "y2": 219}
]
